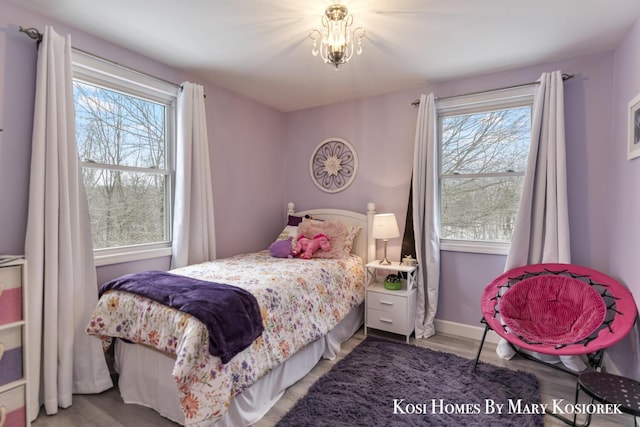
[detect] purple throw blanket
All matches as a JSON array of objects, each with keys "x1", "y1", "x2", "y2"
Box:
[{"x1": 100, "y1": 270, "x2": 264, "y2": 363}]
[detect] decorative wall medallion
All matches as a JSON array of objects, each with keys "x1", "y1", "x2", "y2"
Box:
[{"x1": 309, "y1": 137, "x2": 358, "y2": 193}]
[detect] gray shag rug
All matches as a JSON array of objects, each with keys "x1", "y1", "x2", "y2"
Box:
[{"x1": 277, "y1": 336, "x2": 543, "y2": 426}]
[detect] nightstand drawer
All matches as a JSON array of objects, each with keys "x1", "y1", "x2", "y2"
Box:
[
  {"x1": 366, "y1": 291, "x2": 407, "y2": 313},
  {"x1": 0, "y1": 266, "x2": 22, "y2": 326},
  {"x1": 0, "y1": 385, "x2": 26, "y2": 427},
  {"x1": 367, "y1": 307, "x2": 409, "y2": 335},
  {"x1": 0, "y1": 327, "x2": 23, "y2": 387}
]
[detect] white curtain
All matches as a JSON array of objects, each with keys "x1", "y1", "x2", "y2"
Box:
[
  {"x1": 505, "y1": 70, "x2": 570, "y2": 269},
  {"x1": 24, "y1": 26, "x2": 113, "y2": 421},
  {"x1": 499, "y1": 71, "x2": 576, "y2": 367},
  {"x1": 412, "y1": 93, "x2": 440, "y2": 339},
  {"x1": 171, "y1": 82, "x2": 216, "y2": 269}
]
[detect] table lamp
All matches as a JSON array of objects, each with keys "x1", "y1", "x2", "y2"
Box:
[{"x1": 372, "y1": 213, "x2": 400, "y2": 265}]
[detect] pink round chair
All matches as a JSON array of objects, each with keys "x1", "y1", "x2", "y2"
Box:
[{"x1": 474, "y1": 263, "x2": 637, "y2": 372}]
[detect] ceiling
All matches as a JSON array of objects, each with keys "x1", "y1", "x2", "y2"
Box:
[{"x1": 15, "y1": 0, "x2": 640, "y2": 112}]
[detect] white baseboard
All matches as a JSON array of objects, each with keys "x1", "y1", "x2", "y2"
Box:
[{"x1": 434, "y1": 319, "x2": 501, "y2": 345}]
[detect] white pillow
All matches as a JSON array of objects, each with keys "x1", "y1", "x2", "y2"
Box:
[{"x1": 276, "y1": 225, "x2": 298, "y2": 243}]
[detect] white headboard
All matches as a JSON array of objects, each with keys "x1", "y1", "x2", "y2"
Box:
[{"x1": 287, "y1": 202, "x2": 376, "y2": 264}]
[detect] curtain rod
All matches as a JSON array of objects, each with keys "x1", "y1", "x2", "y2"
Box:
[
  {"x1": 410, "y1": 73, "x2": 574, "y2": 107},
  {"x1": 19, "y1": 26, "x2": 183, "y2": 91}
]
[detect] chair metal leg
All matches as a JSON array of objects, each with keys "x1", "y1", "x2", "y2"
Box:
[
  {"x1": 542, "y1": 380, "x2": 588, "y2": 427},
  {"x1": 473, "y1": 322, "x2": 489, "y2": 372},
  {"x1": 570, "y1": 376, "x2": 593, "y2": 427},
  {"x1": 542, "y1": 379, "x2": 589, "y2": 426}
]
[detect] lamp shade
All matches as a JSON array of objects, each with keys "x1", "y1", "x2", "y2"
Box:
[{"x1": 371, "y1": 213, "x2": 400, "y2": 239}]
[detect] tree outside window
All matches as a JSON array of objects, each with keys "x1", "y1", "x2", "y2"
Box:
[
  {"x1": 73, "y1": 80, "x2": 172, "y2": 250},
  {"x1": 439, "y1": 106, "x2": 531, "y2": 243}
]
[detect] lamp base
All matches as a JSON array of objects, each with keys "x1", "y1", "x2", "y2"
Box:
[{"x1": 379, "y1": 239, "x2": 392, "y2": 265}]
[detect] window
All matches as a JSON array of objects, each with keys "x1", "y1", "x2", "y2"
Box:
[
  {"x1": 72, "y1": 52, "x2": 178, "y2": 265},
  {"x1": 437, "y1": 86, "x2": 535, "y2": 254}
]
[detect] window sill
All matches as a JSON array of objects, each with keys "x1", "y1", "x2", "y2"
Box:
[
  {"x1": 94, "y1": 246, "x2": 172, "y2": 266},
  {"x1": 440, "y1": 240, "x2": 509, "y2": 255}
]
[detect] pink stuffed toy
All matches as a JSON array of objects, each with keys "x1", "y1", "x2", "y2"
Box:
[{"x1": 292, "y1": 233, "x2": 331, "y2": 259}]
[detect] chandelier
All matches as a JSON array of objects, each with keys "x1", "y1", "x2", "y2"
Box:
[{"x1": 309, "y1": 4, "x2": 365, "y2": 69}]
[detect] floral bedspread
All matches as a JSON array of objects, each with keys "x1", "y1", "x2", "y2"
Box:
[{"x1": 86, "y1": 250, "x2": 365, "y2": 426}]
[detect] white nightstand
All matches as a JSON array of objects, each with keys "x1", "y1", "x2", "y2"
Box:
[{"x1": 364, "y1": 260, "x2": 418, "y2": 343}]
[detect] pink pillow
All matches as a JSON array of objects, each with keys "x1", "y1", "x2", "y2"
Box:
[{"x1": 344, "y1": 224, "x2": 361, "y2": 255}]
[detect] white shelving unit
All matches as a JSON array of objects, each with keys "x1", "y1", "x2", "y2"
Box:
[{"x1": 0, "y1": 258, "x2": 28, "y2": 427}]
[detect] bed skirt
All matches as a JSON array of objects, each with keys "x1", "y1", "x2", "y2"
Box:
[{"x1": 114, "y1": 303, "x2": 363, "y2": 426}]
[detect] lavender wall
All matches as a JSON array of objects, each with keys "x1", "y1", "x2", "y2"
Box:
[
  {"x1": 607, "y1": 18, "x2": 640, "y2": 379},
  {"x1": 285, "y1": 90, "x2": 416, "y2": 217},
  {"x1": 286, "y1": 52, "x2": 617, "y2": 328},
  {"x1": 0, "y1": 3, "x2": 36, "y2": 258},
  {"x1": 0, "y1": 2, "x2": 286, "y2": 284}
]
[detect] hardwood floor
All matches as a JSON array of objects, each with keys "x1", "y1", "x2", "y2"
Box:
[{"x1": 31, "y1": 328, "x2": 634, "y2": 426}]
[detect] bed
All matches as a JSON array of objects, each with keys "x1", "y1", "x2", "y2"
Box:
[{"x1": 86, "y1": 202, "x2": 376, "y2": 427}]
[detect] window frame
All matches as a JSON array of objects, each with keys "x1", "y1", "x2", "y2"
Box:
[
  {"x1": 436, "y1": 85, "x2": 536, "y2": 255},
  {"x1": 72, "y1": 51, "x2": 179, "y2": 266}
]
